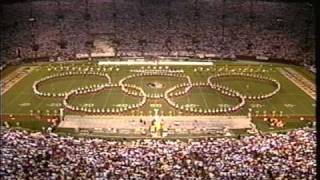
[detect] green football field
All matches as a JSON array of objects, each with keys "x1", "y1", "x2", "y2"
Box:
[{"x1": 1, "y1": 60, "x2": 316, "y2": 118}]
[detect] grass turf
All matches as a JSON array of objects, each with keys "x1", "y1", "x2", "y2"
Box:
[
  {"x1": 1, "y1": 60, "x2": 315, "y2": 119},
  {"x1": 1, "y1": 119, "x2": 51, "y2": 131},
  {"x1": 0, "y1": 65, "x2": 20, "y2": 80}
]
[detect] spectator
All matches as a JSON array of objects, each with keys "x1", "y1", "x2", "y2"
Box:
[
  {"x1": 0, "y1": 128, "x2": 316, "y2": 179},
  {"x1": 0, "y1": 0, "x2": 315, "y2": 65}
]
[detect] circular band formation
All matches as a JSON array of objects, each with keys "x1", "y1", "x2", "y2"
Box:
[
  {"x1": 32, "y1": 71, "x2": 148, "y2": 114},
  {"x1": 63, "y1": 84, "x2": 147, "y2": 114},
  {"x1": 33, "y1": 71, "x2": 111, "y2": 97},
  {"x1": 32, "y1": 69, "x2": 281, "y2": 115},
  {"x1": 119, "y1": 71, "x2": 192, "y2": 99},
  {"x1": 208, "y1": 72, "x2": 281, "y2": 100},
  {"x1": 164, "y1": 82, "x2": 246, "y2": 115},
  {"x1": 162, "y1": 72, "x2": 280, "y2": 115}
]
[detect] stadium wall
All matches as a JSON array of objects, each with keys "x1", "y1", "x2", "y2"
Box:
[{"x1": 17, "y1": 54, "x2": 303, "y2": 66}]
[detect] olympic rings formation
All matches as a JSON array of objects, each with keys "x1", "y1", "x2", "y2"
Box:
[
  {"x1": 119, "y1": 72, "x2": 192, "y2": 99},
  {"x1": 32, "y1": 69, "x2": 281, "y2": 115},
  {"x1": 33, "y1": 71, "x2": 111, "y2": 97}
]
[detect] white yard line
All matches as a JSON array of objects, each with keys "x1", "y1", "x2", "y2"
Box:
[
  {"x1": 187, "y1": 91, "x2": 191, "y2": 106},
  {"x1": 87, "y1": 90, "x2": 97, "y2": 107},
  {"x1": 285, "y1": 68, "x2": 315, "y2": 90},
  {"x1": 32, "y1": 97, "x2": 47, "y2": 113},
  {"x1": 1, "y1": 66, "x2": 35, "y2": 95},
  {"x1": 14, "y1": 93, "x2": 37, "y2": 114},
  {"x1": 275, "y1": 95, "x2": 296, "y2": 115},
  {"x1": 119, "y1": 89, "x2": 126, "y2": 111},
  {"x1": 198, "y1": 87, "x2": 209, "y2": 109},
  {"x1": 2, "y1": 91, "x2": 27, "y2": 113},
  {"x1": 103, "y1": 88, "x2": 112, "y2": 108},
  {"x1": 278, "y1": 67, "x2": 316, "y2": 100}
]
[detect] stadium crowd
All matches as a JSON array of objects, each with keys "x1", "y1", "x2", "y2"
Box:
[
  {"x1": 0, "y1": 128, "x2": 316, "y2": 179},
  {"x1": 1, "y1": 0, "x2": 315, "y2": 64}
]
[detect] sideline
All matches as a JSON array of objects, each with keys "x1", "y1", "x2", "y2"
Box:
[
  {"x1": 59, "y1": 115, "x2": 251, "y2": 130},
  {"x1": 278, "y1": 67, "x2": 316, "y2": 100},
  {"x1": 1, "y1": 66, "x2": 36, "y2": 95}
]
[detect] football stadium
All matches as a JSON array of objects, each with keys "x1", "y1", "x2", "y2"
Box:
[{"x1": 0, "y1": 0, "x2": 316, "y2": 179}]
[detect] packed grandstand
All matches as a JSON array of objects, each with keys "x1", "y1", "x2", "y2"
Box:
[
  {"x1": 0, "y1": 128, "x2": 316, "y2": 179},
  {"x1": 0, "y1": 0, "x2": 317, "y2": 179},
  {"x1": 1, "y1": 0, "x2": 315, "y2": 65}
]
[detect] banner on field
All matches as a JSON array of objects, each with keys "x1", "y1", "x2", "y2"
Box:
[{"x1": 256, "y1": 56, "x2": 269, "y2": 61}]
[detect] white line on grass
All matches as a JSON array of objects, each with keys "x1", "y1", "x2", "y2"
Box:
[
  {"x1": 187, "y1": 89, "x2": 191, "y2": 106},
  {"x1": 273, "y1": 96, "x2": 296, "y2": 115},
  {"x1": 33, "y1": 97, "x2": 48, "y2": 113},
  {"x1": 4, "y1": 88, "x2": 29, "y2": 108},
  {"x1": 103, "y1": 88, "x2": 112, "y2": 108},
  {"x1": 198, "y1": 86, "x2": 209, "y2": 109},
  {"x1": 119, "y1": 89, "x2": 126, "y2": 111},
  {"x1": 87, "y1": 90, "x2": 97, "y2": 107},
  {"x1": 14, "y1": 93, "x2": 39, "y2": 114}
]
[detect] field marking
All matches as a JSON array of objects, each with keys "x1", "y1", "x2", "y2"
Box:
[
  {"x1": 104, "y1": 89, "x2": 112, "y2": 108},
  {"x1": 187, "y1": 91, "x2": 191, "y2": 108},
  {"x1": 285, "y1": 95, "x2": 314, "y2": 115},
  {"x1": 47, "y1": 103, "x2": 62, "y2": 107},
  {"x1": 18, "y1": 103, "x2": 31, "y2": 107},
  {"x1": 198, "y1": 87, "x2": 209, "y2": 109},
  {"x1": 76, "y1": 78, "x2": 96, "y2": 107},
  {"x1": 285, "y1": 67, "x2": 315, "y2": 89},
  {"x1": 86, "y1": 84, "x2": 97, "y2": 106},
  {"x1": 56, "y1": 77, "x2": 82, "y2": 108},
  {"x1": 1, "y1": 66, "x2": 35, "y2": 95},
  {"x1": 3, "y1": 88, "x2": 31, "y2": 109},
  {"x1": 230, "y1": 75, "x2": 281, "y2": 115},
  {"x1": 119, "y1": 90, "x2": 126, "y2": 110},
  {"x1": 280, "y1": 93, "x2": 312, "y2": 96},
  {"x1": 65, "y1": 77, "x2": 78, "y2": 93},
  {"x1": 3, "y1": 64, "x2": 315, "y2": 116},
  {"x1": 33, "y1": 96, "x2": 48, "y2": 113},
  {"x1": 15, "y1": 102, "x2": 30, "y2": 114},
  {"x1": 278, "y1": 67, "x2": 316, "y2": 100},
  {"x1": 206, "y1": 81, "x2": 225, "y2": 108},
  {"x1": 197, "y1": 73, "x2": 212, "y2": 109},
  {"x1": 276, "y1": 97, "x2": 296, "y2": 115}
]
